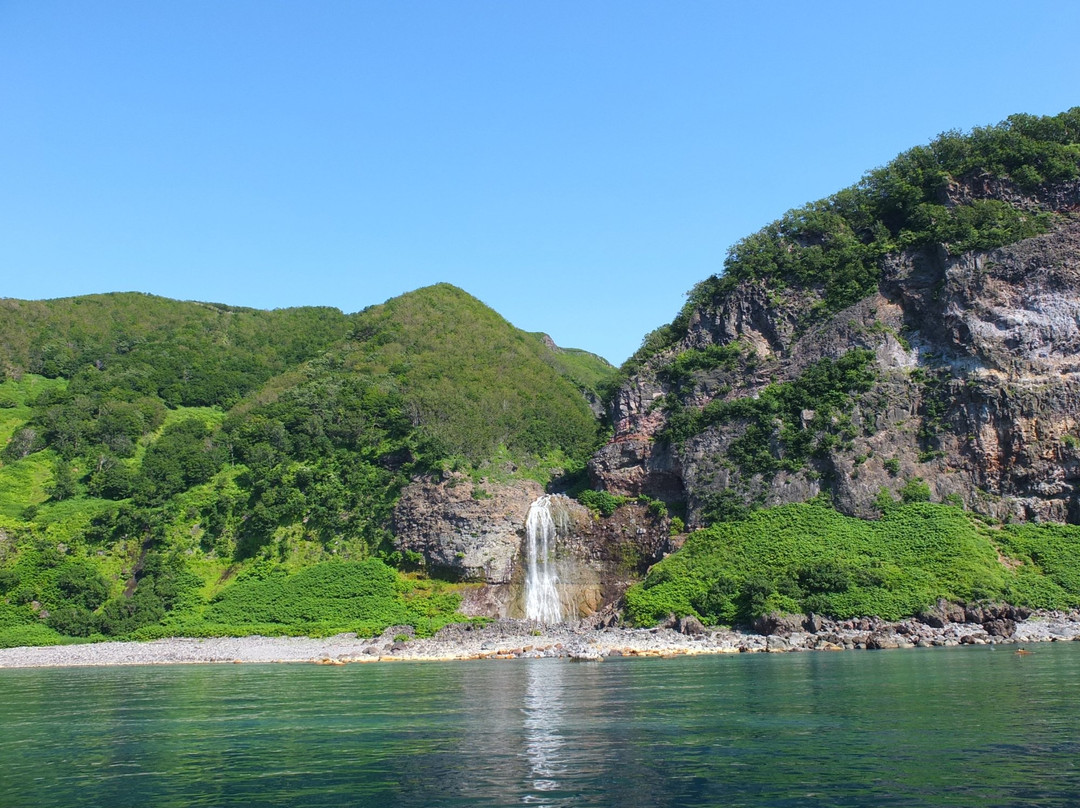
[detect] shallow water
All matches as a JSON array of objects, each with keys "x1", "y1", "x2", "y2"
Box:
[{"x1": 1, "y1": 643, "x2": 1079, "y2": 807}]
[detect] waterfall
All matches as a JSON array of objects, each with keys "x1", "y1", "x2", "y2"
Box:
[{"x1": 524, "y1": 495, "x2": 564, "y2": 623}]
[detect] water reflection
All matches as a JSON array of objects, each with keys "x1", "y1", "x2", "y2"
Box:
[
  {"x1": 3, "y1": 647, "x2": 1080, "y2": 806},
  {"x1": 521, "y1": 660, "x2": 567, "y2": 802}
]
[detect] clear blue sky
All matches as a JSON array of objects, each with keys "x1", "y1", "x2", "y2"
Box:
[{"x1": 2, "y1": 1, "x2": 1077, "y2": 364}]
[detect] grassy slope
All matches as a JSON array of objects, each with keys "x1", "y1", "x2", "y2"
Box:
[
  {"x1": 339, "y1": 283, "x2": 608, "y2": 463},
  {"x1": 626, "y1": 501, "x2": 1080, "y2": 626}
]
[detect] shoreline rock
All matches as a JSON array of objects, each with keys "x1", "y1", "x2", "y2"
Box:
[{"x1": 1, "y1": 609, "x2": 1078, "y2": 668}]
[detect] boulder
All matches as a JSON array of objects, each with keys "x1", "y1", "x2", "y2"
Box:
[
  {"x1": 918, "y1": 599, "x2": 965, "y2": 627},
  {"x1": 751, "y1": 612, "x2": 805, "y2": 636},
  {"x1": 866, "y1": 632, "x2": 900, "y2": 650},
  {"x1": 676, "y1": 615, "x2": 707, "y2": 636},
  {"x1": 984, "y1": 618, "x2": 1017, "y2": 638},
  {"x1": 803, "y1": 613, "x2": 824, "y2": 633}
]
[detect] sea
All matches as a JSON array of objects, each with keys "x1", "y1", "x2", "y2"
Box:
[{"x1": 1, "y1": 643, "x2": 1078, "y2": 807}]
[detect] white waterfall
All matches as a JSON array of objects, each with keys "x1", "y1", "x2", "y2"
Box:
[{"x1": 524, "y1": 495, "x2": 565, "y2": 624}]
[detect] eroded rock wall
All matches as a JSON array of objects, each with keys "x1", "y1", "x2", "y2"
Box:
[
  {"x1": 592, "y1": 201, "x2": 1080, "y2": 525},
  {"x1": 392, "y1": 473, "x2": 674, "y2": 619}
]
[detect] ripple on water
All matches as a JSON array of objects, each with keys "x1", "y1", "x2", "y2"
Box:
[{"x1": 1, "y1": 646, "x2": 1080, "y2": 807}]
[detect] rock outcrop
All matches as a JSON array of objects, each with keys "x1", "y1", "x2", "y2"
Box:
[
  {"x1": 592, "y1": 184, "x2": 1080, "y2": 526},
  {"x1": 392, "y1": 472, "x2": 545, "y2": 584},
  {"x1": 393, "y1": 472, "x2": 674, "y2": 619}
]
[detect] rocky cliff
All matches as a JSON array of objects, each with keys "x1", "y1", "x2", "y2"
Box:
[
  {"x1": 592, "y1": 172, "x2": 1080, "y2": 526},
  {"x1": 392, "y1": 472, "x2": 673, "y2": 619}
]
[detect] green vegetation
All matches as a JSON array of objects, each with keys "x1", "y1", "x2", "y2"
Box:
[
  {"x1": 574, "y1": 489, "x2": 671, "y2": 521},
  {"x1": 659, "y1": 349, "x2": 876, "y2": 477},
  {"x1": 0, "y1": 285, "x2": 610, "y2": 646},
  {"x1": 577, "y1": 489, "x2": 628, "y2": 517},
  {"x1": 995, "y1": 523, "x2": 1080, "y2": 609},
  {"x1": 0, "y1": 293, "x2": 353, "y2": 407},
  {"x1": 196, "y1": 560, "x2": 462, "y2": 638},
  {"x1": 343, "y1": 284, "x2": 606, "y2": 464},
  {"x1": 625, "y1": 501, "x2": 1080, "y2": 627},
  {"x1": 660, "y1": 342, "x2": 751, "y2": 396},
  {"x1": 0, "y1": 528, "x2": 464, "y2": 645},
  {"x1": 527, "y1": 335, "x2": 615, "y2": 401},
  {"x1": 626, "y1": 109, "x2": 1079, "y2": 372},
  {"x1": 900, "y1": 478, "x2": 932, "y2": 504}
]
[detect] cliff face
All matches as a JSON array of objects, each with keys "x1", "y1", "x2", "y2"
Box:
[
  {"x1": 592, "y1": 182, "x2": 1080, "y2": 526},
  {"x1": 392, "y1": 472, "x2": 673, "y2": 619}
]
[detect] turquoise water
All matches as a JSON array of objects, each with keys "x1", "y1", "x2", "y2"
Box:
[{"x1": 1, "y1": 644, "x2": 1079, "y2": 807}]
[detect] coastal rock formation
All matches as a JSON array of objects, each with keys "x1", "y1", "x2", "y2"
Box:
[
  {"x1": 392, "y1": 472, "x2": 545, "y2": 584},
  {"x1": 592, "y1": 180, "x2": 1080, "y2": 526},
  {"x1": 393, "y1": 473, "x2": 673, "y2": 618}
]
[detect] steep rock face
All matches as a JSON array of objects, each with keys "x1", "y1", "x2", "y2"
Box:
[
  {"x1": 393, "y1": 473, "x2": 673, "y2": 618},
  {"x1": 593, "y1": 203, "x2": 1080, "y2": 525},
  {"x1": 392, "y1": 472, "x2": 544, "y2": 584}
]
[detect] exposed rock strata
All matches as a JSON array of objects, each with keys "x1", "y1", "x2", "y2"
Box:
[
  {"x1": 392, "y1": 472, "x2": 544, "y2": 584},
  {"x1": 393, "y1": 473, "x2": 672, "y2": 619},
  {"x1": 592, "y1": 191, "x2": 1080, "y2": 525}
]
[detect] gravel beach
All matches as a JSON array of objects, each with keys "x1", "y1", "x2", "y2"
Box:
[{"x1": 1, "y1": 608, "x2": 1079, "y2": 668}]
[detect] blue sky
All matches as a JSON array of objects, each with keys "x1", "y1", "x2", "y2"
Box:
[{"x1": 2, "y1": 1, "x2": 1078, "y2": 364}]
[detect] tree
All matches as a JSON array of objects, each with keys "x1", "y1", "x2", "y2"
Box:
[{"x1": 47, "y1": 459, "x2": 76, "y2": 501}]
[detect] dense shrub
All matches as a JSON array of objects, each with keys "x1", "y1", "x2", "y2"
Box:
[
  {"x1": 93, "y1": 553, "x2": 202, "y2": 637},
  {"x1": 135, "y1": 418, "x2": 224, "y2": 505},
  {"x1": 204, "y1": 560, "x2": 463, "y2": 637},
  {"x1": 576, "y1": 489, "x2": 628, "y2": 517},
  {"x1": 996, "y1": 523, "x2": 1080, "y2": 609},
  {"x1": 900, "y1": 478, "x2": 932, "y2": 504},
  {"x1": 625, "y1": 501, "x2": 1011, "y2": 625}
]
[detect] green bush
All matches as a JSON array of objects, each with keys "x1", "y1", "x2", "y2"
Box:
[
  {"x1": 576, "y1": 489, "x2": 627, "y2": 517},
  {"x1": 204, "y1": 559, "x2": 463, "y2": 638},
  {"x1": 625, "y1": 501, "x2": 1010, "y2": 625},
  {"x1": 900, "y1": 478, "x2": 932, "y2": 503},
  {"x1": 55, "y1": 562, "x2": 109, "y2": 610}
]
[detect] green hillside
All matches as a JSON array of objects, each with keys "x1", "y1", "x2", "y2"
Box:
[
  {"x1": 614, "y1": 107, "x2": 1080, "y2": 628},
  {"x1": 0, "y1": 292, "x2": 353, "y2": 407},
  {"x1": 0, "y1": 285, "x2": 612, "y2": 646},
  {"x1": 339, "y1": 283, "x2": 609, "y2": 463}
]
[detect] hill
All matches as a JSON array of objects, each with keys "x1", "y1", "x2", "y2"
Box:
[
  {"x1": 6, "y1": 108, "x2": 1080, "y2": 642},
  {"x1": 594, "y1": 107, "x2": 1080, "y2": 525},
  {"x1": 596, "y1": 107, "x2": 1080, "y2": 626},
  {"x1": 0, "y1": 285, "x2": 613, "y2": 645}
]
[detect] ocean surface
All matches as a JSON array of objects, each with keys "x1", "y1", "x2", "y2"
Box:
[{"x1": 2, "y1": 643, "x2": 1079, "y2": 807}]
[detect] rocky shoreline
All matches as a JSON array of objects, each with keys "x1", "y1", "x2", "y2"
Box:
[{"x1": 1, "y1": 604, "x2": 1079, "y2": 668}]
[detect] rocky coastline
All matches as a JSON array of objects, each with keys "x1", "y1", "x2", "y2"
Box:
[{"x1": 1, "y1": 604, "x2": 1078, "y2": 668}]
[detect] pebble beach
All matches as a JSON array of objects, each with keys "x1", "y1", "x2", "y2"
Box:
[{"x1": 1, "y1": 608, "x2": 1079, "y2": 668}]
